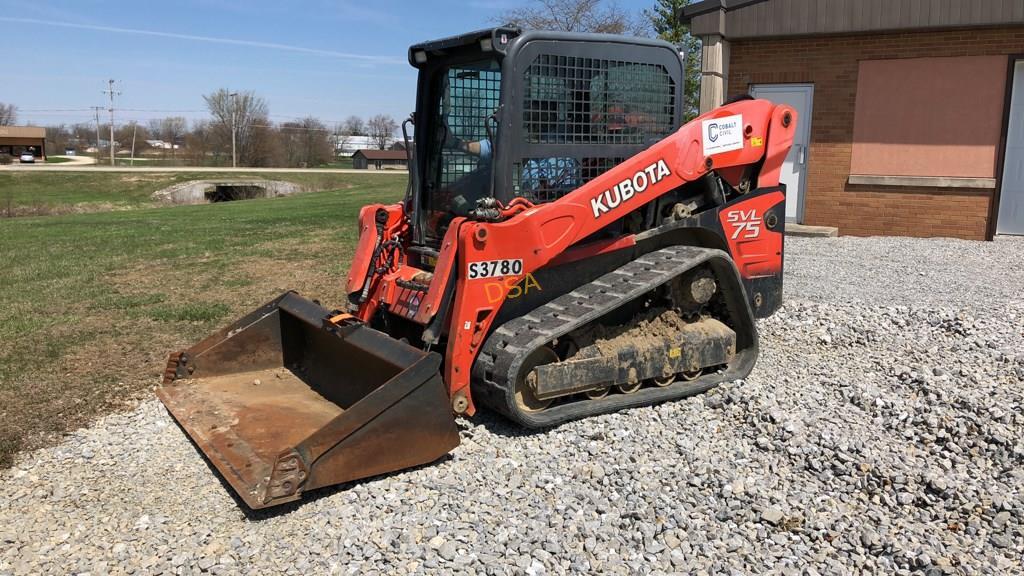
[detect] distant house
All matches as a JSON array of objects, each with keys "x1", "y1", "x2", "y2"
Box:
[
  {"x1": 145, "y1": 139, "x2": 180, "y2": 150},
  {"x1": 352, "y1": 149, "x2": 408, "y2": 170},
  {"x1": 0, "y1": 126, "x2": 46, "y2": 160},
  {"x1": 330, "y1": 135, "x2": 400, "y2": 156}
]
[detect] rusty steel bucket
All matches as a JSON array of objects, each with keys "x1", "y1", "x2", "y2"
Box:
[{"x1": 156, "y1": 292, "x2": 460, "y2": 509}]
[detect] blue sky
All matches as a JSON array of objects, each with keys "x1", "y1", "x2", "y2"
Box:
[{"x1": 2, "y1": 0, "x2": 656, "y2": 129}]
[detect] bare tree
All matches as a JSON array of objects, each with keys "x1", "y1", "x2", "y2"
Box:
[
  {"x1": 70, "y1": 123, "x2": 93, "y2": 146},
  {"x1": 0, "y1": 103, "x2": 16, "y2": 126},
  {"x1": 203, "y1": 89, "x2": 270, "y2": 166},
  {"x1": 367, "y1": 114, "x2": 397, "y2": 150},
  {"x1": 332, "y1": 123, "x2": 352, "y2": 157},
  {"x1": 333, "y1": 115, "x2": 367, "y2": 156},
  {"x1": 185, "y1": 120, "x2": 213, "y2": 166},
  {"x1": 497, "y1": 0, "x2": 646, "y2": 35},
  {"x1": 341, "y1": 115, "x2": 366, "y2": 136},
  {"x1": 114, "y1": 123, "x2": 149, "y2": 155},
  {"x1": 302, "y1": 117, "x2": 334, "y2": 165},
  {"x1": 258, "y1": 126, "x2": 287, "y2": 168},
  {"x1": 147, "y1": 117, "x2": 186, "y2": 157},
  {"x1": 146, "y1": 119, "x2": 163, "y2": 140},
  {"x1": 146, "y1": 119, "x2": 165, "y2": 156},
  {"x1": 160, "y1": 117, "x2": 187, "y2": 158},
  {"x1": 46, "y1": 125, "x2": 72, "y2": 155},
  {"x1": 279, "y1": 117, "x2": 333, "y2": 167}
]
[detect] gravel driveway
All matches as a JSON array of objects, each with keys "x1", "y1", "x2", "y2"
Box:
[{"x1": 2, "y1": 236, "x2": 1022, "y2": 575}]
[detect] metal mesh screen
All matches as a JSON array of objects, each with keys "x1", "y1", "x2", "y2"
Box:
[
  {"x1": 513, "y1": 157, "x2": 624, "y2": 204},
  {"x1": 522, "y1": 55, "x2": 676, "y2": 145},
  {"x1": 513, "y1": 53, "x2": 677, "y2": 205},
  {"x1": 424, "y1": 60, "x2": 502, "y2": 242},
  {"x1": 439, "y1": 66, "x2": 501, "y2": 188}
]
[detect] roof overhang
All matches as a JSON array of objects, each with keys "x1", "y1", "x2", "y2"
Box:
[
  {"x1": 354, "y1": 150, "x2": 408, "y2": 161},
  {"x1": 0, "y1": 126, "x2": 46, "y2": 139},
  {"x1": 681, "y1": 0, "x2": 1024, "y2": 40}
]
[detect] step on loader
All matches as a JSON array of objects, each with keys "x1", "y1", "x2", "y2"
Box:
[{"x1": 157, "y1": 28, "x2": 797, "y2": 508}]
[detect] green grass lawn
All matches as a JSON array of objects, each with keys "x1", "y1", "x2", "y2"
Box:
[
  {"x1": 112, "y1": 157, "x2": 183, "y2": 167},
  {"x1": 108, "y1": 157, "x2": 359, "y2": 168},
  {"x1": 0, "y1": 172, "x2": 405, "y2": 466},
  {"x1": 112, "y1": 157, "x2": 216, "y2": 167},
  {"x1": 317, "y1": 157, "x2": 354, "y2": 169},
  {"x1": 0, "y1": 171, "x2": 380, "y2": 216},
  {"x1": 44, "y1": 156, "x2": 74, "y2": 164}
]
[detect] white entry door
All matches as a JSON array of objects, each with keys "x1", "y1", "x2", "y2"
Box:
[
  {"x1": 998, "y1": 60, "x2": 1024, "y2": 235},
  {"x1": 750, "y1": 84, "x2": 814, "y2": 223}
]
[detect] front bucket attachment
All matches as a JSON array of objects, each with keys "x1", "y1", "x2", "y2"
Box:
[{"x1": 156, "y1": 292, "x2": 460, "y2": 509}]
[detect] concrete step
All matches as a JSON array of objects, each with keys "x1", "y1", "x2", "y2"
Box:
[{"x1": 786, "y1": 223, "x2": 839, "y2": 238}]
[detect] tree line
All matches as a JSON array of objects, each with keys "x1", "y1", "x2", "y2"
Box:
[{"x1": 29, "y1": 91, "x2": 400, "y2": 168}]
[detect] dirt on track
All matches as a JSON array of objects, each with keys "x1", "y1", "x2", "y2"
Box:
[{"x1": 589, "y1": 309, "x2": 693, "y2": 357}]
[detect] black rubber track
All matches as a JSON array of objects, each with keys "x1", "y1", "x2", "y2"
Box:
[{"x1": 472, "y1": 245, "x2": 760, "y2": 428}]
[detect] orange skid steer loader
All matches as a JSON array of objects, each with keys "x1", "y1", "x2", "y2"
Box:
[{"x1": 157, "y1": 28, "x2": 796, "y2": 509}]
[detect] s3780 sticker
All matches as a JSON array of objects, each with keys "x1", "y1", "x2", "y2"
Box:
[{"x1": 467, "y1": 259, "x2": 523, "y2": 279}]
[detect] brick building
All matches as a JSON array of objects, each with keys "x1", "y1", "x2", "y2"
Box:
[{"x1": 682, "y1": 0, "x2": 1024, "y2": 240}]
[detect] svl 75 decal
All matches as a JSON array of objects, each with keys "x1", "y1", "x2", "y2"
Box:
[{"x1": 725, "y1": 208, "x2": 762, "y2": 240}]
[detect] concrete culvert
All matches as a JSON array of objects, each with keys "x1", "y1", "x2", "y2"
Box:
[
  {"x1": 153, "y1": 180, "x2": 305, "y2": 205},
  {"x1": 204, "y1": 185, "x2": 266, "y2": 203}
]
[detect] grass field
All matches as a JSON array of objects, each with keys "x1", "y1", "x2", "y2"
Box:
[
  {"x1": 316, "y1": 157, "x2": 354, "y2": 169},
  {"x1": 0, "y1": 171, "x2": 371, "y2": 216},
  {"x1": 106, "y1": 157, "x2": 357, "y2": 168},
  {"x1": 112, "y1": 158, "x2": 189, "y2": 167},
  {"x1": 0, "y1": 172, "x2": 405, "y2": 466}
]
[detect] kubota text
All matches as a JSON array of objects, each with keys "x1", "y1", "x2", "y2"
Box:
[{"x1": 590, "y1": 159, "x2": 672, "y2": 219}]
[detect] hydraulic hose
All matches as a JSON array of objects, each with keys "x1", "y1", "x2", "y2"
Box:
[{"x1": 358, "y1": 209, "x2": 390, "y2": 304}]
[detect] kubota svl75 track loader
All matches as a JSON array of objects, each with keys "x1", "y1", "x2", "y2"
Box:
[{"x1": 157, "y1": 28, "x2": 796, "y2": 509}]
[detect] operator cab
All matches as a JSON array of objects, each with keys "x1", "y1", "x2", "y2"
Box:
[{"x1": 408, "y1": 28, "x2": 685, "y2": 250}]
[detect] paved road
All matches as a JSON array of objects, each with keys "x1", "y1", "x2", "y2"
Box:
[{"x1": 0, "y1": 164, "x2": 404, "y2": 174}]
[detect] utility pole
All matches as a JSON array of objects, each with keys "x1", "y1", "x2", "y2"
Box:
[
  {"x1": 130, "y1": 122, "x2": 138, "y2": 167},
  {"x1": 230, "y1": 92, "x2": 239, "y2": 168},
  {"x1": 91, "y1": 106, "x2": 103, "y2": 156},
  {"x1": 103, "y1": 79, "x2": 121, "y2": 166}
]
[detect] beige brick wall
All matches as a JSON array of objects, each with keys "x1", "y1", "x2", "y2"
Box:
[{"x1": 728, "y1": 26, "x2": 1024, "y2": 240}]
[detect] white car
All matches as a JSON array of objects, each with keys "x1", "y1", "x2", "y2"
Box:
[{"x1": 19, "y1": 152, "x2": 35, "y2": 164}]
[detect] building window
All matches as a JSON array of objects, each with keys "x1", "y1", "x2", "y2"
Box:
[{"x1": 850, "y1": 56, "x2": 1007, "y2": 179}]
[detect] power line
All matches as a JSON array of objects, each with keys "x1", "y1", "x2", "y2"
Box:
[
  {"x1": 16, "y1": 108, "x2": 94, "y2": 112},
  {"x1": 119, "y1": 108, "x2": 206, "y2": 113}
]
